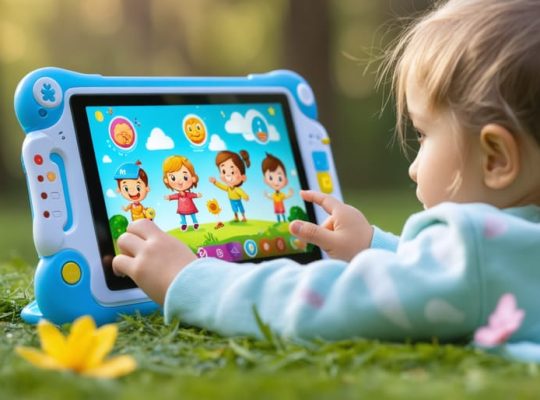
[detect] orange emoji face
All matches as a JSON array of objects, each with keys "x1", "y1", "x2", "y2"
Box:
[
  {"x1": 110, "y1": 117, "x2": 136, "y2": 149},
  {"x1": 183, "y1": 115, "x2": 207, "y2": 145},
  {"x1": 113, "y1": 123, "x2": 134, "y2": 146}
]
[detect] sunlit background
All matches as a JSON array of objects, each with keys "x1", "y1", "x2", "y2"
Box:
[{"x1": 0, "y1": 0, "x2": 429, "y2": 262}]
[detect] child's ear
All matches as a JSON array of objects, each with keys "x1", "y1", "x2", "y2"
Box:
[{"x1": 480, "y1": 124, "x2": 520, "y2": 189}]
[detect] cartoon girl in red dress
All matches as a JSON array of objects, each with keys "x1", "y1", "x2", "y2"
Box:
[{"x1": 163, "y1": 155, "x2": 202, "y2": 231}]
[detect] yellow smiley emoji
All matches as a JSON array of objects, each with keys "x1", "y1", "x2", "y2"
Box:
[{"x1": 183, "y1": 115, "x2": 207, "y2": 145}]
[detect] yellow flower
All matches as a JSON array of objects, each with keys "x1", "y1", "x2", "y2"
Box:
[
  {"x1": 207, "y1": 199, "x2": 222, "y2": 215},
  {"x1": 16, "y1": 315, "x2": 136, "y2": 378}
]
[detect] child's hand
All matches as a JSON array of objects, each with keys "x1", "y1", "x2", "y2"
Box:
[
  {"x1": 112, "y1": 219, "x2": 197, "y2": 305},
  {"x1": 209, "y1": 177, "x2": 216, "y2": 184},
  {"x1": 289, "y1": 190, "x2": 373, "y2": 261}
]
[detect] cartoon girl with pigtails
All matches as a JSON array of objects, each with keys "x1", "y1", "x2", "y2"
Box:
[{"x1": 209, "y1": 150, "x2": 250, "y2": 222}]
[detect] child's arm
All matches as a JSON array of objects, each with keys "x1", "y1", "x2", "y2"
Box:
[
  {"x1": 112, "y1": 205, "x2": 481, "y2": 342},
  {"x1": 162, "y1": 205, "x2": 480, "y2": 341},
  {"x1": 289, "y1": 190, "x2": 374, "y2": 261},
  {"x1": 370, "y1": 226, "x2": 400, "y2": 251}
]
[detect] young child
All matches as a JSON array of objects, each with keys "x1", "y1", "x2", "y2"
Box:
[
  {"x1": 162, "y1": 155, "x2": 202, "y2": 231},
  {"x1": 209, "y1": 150, "x2": 251, "y2": 222},
  {"x1": 113, "y1": 0, "x2": 540, "y2": 343},
  {"x1": 262, "y1": 152, "x2": 294, "y2": 223}
]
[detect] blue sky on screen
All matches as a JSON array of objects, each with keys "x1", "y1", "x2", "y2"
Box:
[{"x1": 86, "y1": 102, "x2": 307, "y2": 231}]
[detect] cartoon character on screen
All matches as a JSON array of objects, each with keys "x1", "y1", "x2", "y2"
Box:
[
  {"x1": 209, "y1": 150, "x2": 250, "y2": 222},
  {"x1": 163, "y1": 155, "x2": 203, "y2": 231},
  {"x1": 262, "y1": 153, "x2": 294, "y2": 223},
  {"x1": 114, "y1": 161, "x2": 155, "y2": 221}
]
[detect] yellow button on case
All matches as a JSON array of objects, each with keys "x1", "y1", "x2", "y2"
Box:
[
  {"x1": 317, "y1": 171, "x2": 333, "y2": 194},
  {"x1": 61, "y1": 261, "x2": 81, "y2": 285}
]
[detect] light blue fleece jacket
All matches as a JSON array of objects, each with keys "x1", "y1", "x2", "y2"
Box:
[{"x1": 164, "y1": 202, "x2": 540, "y2": 347}]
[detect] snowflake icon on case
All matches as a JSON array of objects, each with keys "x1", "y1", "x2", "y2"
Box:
[
  {"x1": 32, "y1": 77, "x2": 63, "y2": 108},
  {"x1": 41, "y1": 83, "x2": 56, "y2": 103}
]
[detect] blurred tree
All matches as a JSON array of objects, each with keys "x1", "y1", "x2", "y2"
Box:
[
  {"x1": 284, "y1": 0, "x2": 334, "y2": 132},
  {"x1": 122, "y1": 0, "x2": 153, "y2": 57},
  {"x1": 0, "y1": 0, "x2": 434, "y2": 196}
]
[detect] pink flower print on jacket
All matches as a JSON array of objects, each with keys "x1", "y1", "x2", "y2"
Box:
[
  {"x1": 302, "y1": 289, "x2": 325, "y2": 309},
  {"x1": 474, "y1": 293, "x2": 525, "y2": 347},
  {"x1": 483, "y1": 216, "x2": 508, "y2": 239}
]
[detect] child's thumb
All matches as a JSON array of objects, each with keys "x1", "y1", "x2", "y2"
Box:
[{"x1": 289, "y1": 220, "x2": 332, "y2": 248}]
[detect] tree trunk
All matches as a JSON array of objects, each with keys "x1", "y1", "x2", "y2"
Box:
[
  {"x1": 283, "y1": 0, "x2": 334, "y2": 132},
  {"x1": 122, "y1": 0, "x2": 154, "y2": 73}
]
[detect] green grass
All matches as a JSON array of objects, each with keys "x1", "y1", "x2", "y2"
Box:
[
  {"x1": 1, "y1": 190, "x2": 539, "y2": 399},
  {"x1": 0, "y1": 198, "x2": 35, "y2": 265}
]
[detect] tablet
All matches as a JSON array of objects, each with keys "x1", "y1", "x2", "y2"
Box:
[
  {"x1": 71, "y1": 93, "x2": 321, "y2": 290},
  {"x1": 15, "y1": 67, "x2": 342, "y2": 324}
]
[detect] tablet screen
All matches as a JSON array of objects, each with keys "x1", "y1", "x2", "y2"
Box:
[{"x1": 71, "y1": 93, "x2": 321, "y2": 290}]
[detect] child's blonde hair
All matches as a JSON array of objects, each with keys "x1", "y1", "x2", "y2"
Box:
[
  {"x1": 383, "y1": 0, "x2": 540, "y2": 149},
  {"x1": 162, "y1": 155, "x2": 198, "y2": 190}
]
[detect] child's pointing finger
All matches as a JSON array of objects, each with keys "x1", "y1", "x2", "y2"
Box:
[{"x1": 300, "y1": 190, "x2": 342, "y2": 215}]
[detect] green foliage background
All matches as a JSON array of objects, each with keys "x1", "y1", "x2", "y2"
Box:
[{"x1": 0, "y1": 0, "x2": 420, "y2": 197}]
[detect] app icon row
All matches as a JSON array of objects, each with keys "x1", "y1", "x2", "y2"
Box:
[{"x1": 197, "y1": 236, "x2": 295, "y2": 261}]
